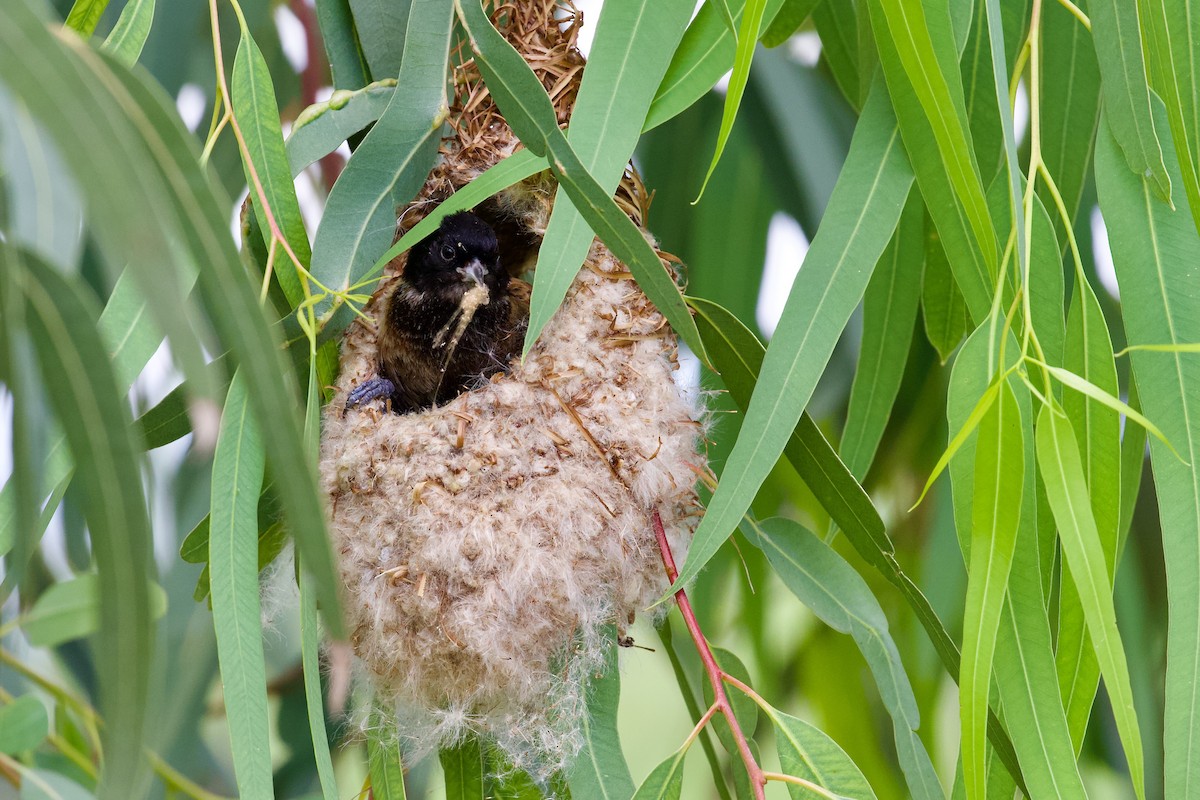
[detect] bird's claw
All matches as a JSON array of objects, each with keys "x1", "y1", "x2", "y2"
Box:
[{"x1": 344, "y1": 375, "x2": 395, "y2": 415}]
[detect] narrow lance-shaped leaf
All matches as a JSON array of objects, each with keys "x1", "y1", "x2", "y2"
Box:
[
  {"x1": 867, "y1": 0, "x2": 995, "y2": 321},
  {"x1": 348, "y1": 0, "x2": 411, "y2": 82},
  {"x1": 286, "y1": 80, "x2": 397, "y2": 177},
  {"x1": 368, "y1": 708, "x2": 408, "y2": 800},
  {"x1": 315, "y1": 0, "x2": 371, "y2": 89},
  {"x1": 961, "y1": 379, "x2": 1023, "y2": 800},
  {"x1": 644, "y1": 0, "x2": 786, "y2": 132},
  {"x1": 669, "y1": 79, "x2": 912, "y2": 594},
  {"x1": 231, "y1": 18, "x2": 312, "y2": 307},
  {"x1": 310, "y1": 0, "x2": 452, "y2": 331},
  {"x1": 694, "y1": 0, "x2": 770, "y2": 200},
  {"x1": 867, "y1": 0, "x2": 998, "y2": 318},
  {"x1": 1089, "y1": 0, "x2": 1171, "y2": 203},
  {"x1": 20, "y1": 249, "x2": 155, "y2": 798},
  {"x1": 568, "y1": 634, "x2": 636, "y2": 800},
  {"x1": 1095, "y1": 99, "x2": 1200, "y2": 799},
  {"x1": 300, "y1": 363, "x2": 338, "y2": 800},
  {"x1": 841, "y1": 189, "x2": 923, "y2": 480},
  {"x1": 764, "y1": 706, "x2": 877, "y2": 800},
  {"x1": 209, "y1": 370, "x2": 275, "y2": 800},
  {"x1": 525, "y1": 0, "x2": 692, "y2": 354},
  {"x1": 101, "y1": 0, "x2": 155, "y2": 65},
  {"x1": 1056, "y1": 273, "x2": 1121, "y2": 751},
  {"x1": 631, "y1": 750, "x2": 687, "y2": 800},
  {"x1": 1138, "y1": 0, "x2": 1200, "y2": 236},
  {"x1": 441, "y1": 736, "x2": 484, "y2": 800},
  {"x1": 64, "y1": 0, "x2": 108, "y2": 36},
  {"x1": 748, "y1": 517, "x2": 942, "y2": 799},
  {"x1": 1037, "y1": 0, "x2": 1101, "y2": 251},
  {"x1": 1036, "y1": 405, "x2": 1146, "y2": 799}
]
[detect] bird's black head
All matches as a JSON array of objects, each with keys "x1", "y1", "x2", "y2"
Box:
[{"x1": 405, "y1": 211, "x2": 506, "y2": 302}]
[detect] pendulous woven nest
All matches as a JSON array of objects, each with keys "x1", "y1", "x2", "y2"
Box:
[{"x1": 318, "y1": 0, "x2": 705, "y2": 778}]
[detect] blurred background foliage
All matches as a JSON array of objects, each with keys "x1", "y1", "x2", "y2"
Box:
[{"x1": 0, "y1": 0, "x2": 1195, "y2": 798}]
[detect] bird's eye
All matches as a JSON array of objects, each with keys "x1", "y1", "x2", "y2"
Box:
[{"x1": 440, "y1": 244, "x2": 456, "y2": 261}]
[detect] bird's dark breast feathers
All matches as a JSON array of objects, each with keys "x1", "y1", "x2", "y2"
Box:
[{"x1": 377, "y1": 279, "x2": 530, "y2": 412}]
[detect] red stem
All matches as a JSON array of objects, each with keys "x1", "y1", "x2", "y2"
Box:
[{"x1": 653, "y1": 510, "x2": 766, "y2": 800}]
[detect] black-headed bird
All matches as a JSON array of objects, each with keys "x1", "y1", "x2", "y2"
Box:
[{"x1": 345, "y1": 211, "x2": 530, "y2": 414}]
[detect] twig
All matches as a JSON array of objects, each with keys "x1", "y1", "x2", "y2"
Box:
[{"x1": 653, "y1": 510, "x2": 766, "y2": 800}]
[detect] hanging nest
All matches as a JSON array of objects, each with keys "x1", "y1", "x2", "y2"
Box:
[{"x1": 318, "y1": 0, "x2": 705, "y2": 779}]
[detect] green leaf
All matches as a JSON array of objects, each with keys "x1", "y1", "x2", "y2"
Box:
[
  {"x1": 947, "y1": 323, "x2": 1085, "y2": 797},
  {"x1": 767, "y1": 710, "x2": 877, "y2": 800},
  {"x1": 299, "y1": 362, "x2": 338, "y2": 800},
  {"x1": 19, "y1": 770, "x2": 94, "y2": 800},
  {"x1": 0, "y1": 248, "x2": 40, "y2": 599},
  {"x1": 812, "y1": 0, "x2": 862, "y2": 110},
  {"x1": 64, "y1": 0, "x2": 108, "y2": 36},
  {"x1": 455, "y1": 0, "x2": 708, "y2": 365},
  {"x1": 1139, "y1": 0, "x2": 1200, "y2": 236},
  {"x1": 348, "y1": 0, "x2": 411, "y2": 82},
  {"x1": 1055, "y1": 272, "x2": 1121, "y2": 751},
  {"x1": 761, "y1": 0, "x2": 819, "y2": 47},
  {"x1": 19, "y1": 248, "x2": 155, "y2": 798},
  {"x1": 19, "y1": 573, "x2": 167, "y2": 647},
  {"x1": 1033, "y1": 360, "x2": 1177, "y2": 457},
  {"x1": 209, "y1": 370, "x2": 274, "y2": 800},
  {"x1": 231, "y1": 19, "x2": 312, "y2": 308},
  {"x1": 101, "y1": 0, "x2": 155, "y2": 65},
  {"x1": 310, "y1": 0, "x2": 451, "y2": 330},
  {"x1": 0, "y1": 695, "x2": 50, "y2": 754},
  {"x1": 700, "y1": 649, "x2": 758, "y2": 760},
  {"x1": 441, "y1": 737, "x2": 484, "y2": 800},
  {"x1": 1090, "y1": 0, "x2": 1172, "y2": 204},
  {"x1": 694, "y1": 0, "x2": 770, "y2": 200},
  {"x1": 368, "y1": 712, "x2": 408, "y2": 800},
  {"x1": 921, "y1": 228, "x2": 969, "y2": 363},
  {"x1": 0, "y1": 87, "x2": 84, "y2": 270},
  {"x1": 524, "y1": 0, "x2": 693, "y2": 353},
  {"x1": 980, "y1": 0, "x2": 1026, "y2": 290},
  {"x1": 1037, "y1": 0, "x2": 1101, "y2": 250},
  {"x1": 867, "y1": 0, "x2": 997, "y2": 321},
  {"x1": 960, "y1": 380, "x2": 1023, "y2": 800},
  {"x1": 568, "y1": 636, "x2": 635, "y2": 800},
  {"x1": 747, "y1": 517, "x2": 941, "y2": 800},
  {"x1": 1036, "y1": 405, "x2": 1146, "y2": 799},
  {"x1": 315, "y1": 0, "x2": 370, "y2": 90},
  {"x1": 136, "y1": 383, "x2": 192, "y2": 450},
  {"x1": 286, "y1": 80, "x2": 396, "y2": 176},
  {"x1": 645, "y1": 0, "x2": 786, "y2": 132},
  {"x1": 1095, "y1": 98, "x2": 1200, "y2": 799},
  {"x1": 631, "y1": 750, "x2": 687, "y2": 800},
  {"x1": 670, "y1": 80, "x2": 912, "y2": 594}
]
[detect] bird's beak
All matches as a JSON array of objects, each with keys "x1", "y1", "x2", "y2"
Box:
[{"x1": 458, "y1": 258, "x2": 487, "y2": 289}]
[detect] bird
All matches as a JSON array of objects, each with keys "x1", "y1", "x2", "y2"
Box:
[{"x1": 345, "y1": 210, "x2": 530, "y2": 414}]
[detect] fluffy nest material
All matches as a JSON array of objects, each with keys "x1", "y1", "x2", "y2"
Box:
[{"x1": 318, "y1": 0, "x2": 705, "y2": 779}]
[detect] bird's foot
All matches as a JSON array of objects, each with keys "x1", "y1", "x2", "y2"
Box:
[{"x1": 343, "y1": 375, "x2": 395, "y2": 415}]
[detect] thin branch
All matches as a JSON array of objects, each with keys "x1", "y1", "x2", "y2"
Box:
[{"x1": 653, "y1": 509, "x2": 766, "y2": 800}]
